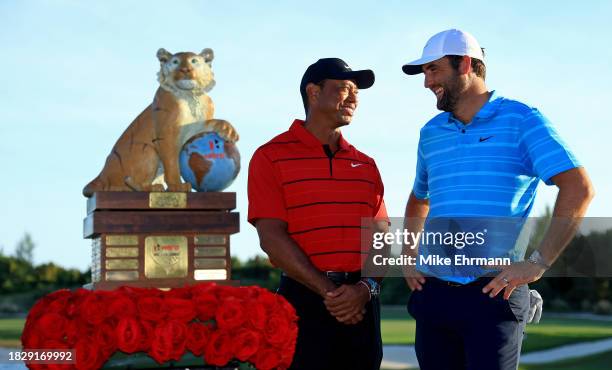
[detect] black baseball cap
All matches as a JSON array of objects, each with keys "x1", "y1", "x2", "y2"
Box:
[{"x1": 300, "y1": 58, "x2": 375, "y2": 112}]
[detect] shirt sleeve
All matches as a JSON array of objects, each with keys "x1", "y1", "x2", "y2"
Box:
[
  {"x1": 372, "y1": 162, "x2": 389, "y2": 222},
  {"x1": 412, "y1": 134, "x2": 429, "y2": 199},
  {"x1": 247, "y1": 149, "x2": 288, "y2": 225},
  {"x1": 519, "y1": 109, "x2": 581, "y2": 185}
]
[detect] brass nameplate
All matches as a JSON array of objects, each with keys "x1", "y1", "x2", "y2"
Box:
[
  {"x1": 194, "y1": 234, "x2": 227, "y2": 245},
  {"x1": 194, "y1": 258, "x2": 227, "y2": 269},
  {"x1": 194, "y1": 246, "x2": 227, "y2": 257},
  {"x1": 149, "y1": 192, "x2": 187, "y2": 209},
  {"x1": 145, "y1": 236, "x2": 188, "y2": 278},
  {"x1": 106, "y1": 259, "x2": 139, "y2": 270},
  {"x1": 106, "y1": 235, "x2": 138, "y2": 246},
  {"x1": 106, "y1": 247, "x2": 139, "y2": 258},
  {"x1": 106, "y1": 271, "x2": 139, "y2": 281},
  {"x1": 194, "y1": 269, "x2": 227, "y2": 280}
]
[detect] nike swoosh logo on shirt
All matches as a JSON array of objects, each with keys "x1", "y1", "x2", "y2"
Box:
[
  {"x1": 479, "y1": 136, "x2": 494, "y2": 142},
  {"x1": 351, "y1": 163, "x2": 363, "y2": 168}
]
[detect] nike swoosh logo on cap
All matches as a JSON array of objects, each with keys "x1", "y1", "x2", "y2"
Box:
[{"x1": 479, "y1": 136, "x2": 494, "y2": 142}]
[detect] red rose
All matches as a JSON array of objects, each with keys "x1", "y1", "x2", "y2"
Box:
[
  {"x1": 139, "y1": 320, "x2": 155, "y2": 351},
  {"x1": 256, "y1": 291, "x2": 279, "y2": 315},
  {"x1": 190, "y1": 282, "x2": 217, "y2": 296},
  {"x1": 165, "y1": 286, "x2": 192, "y2": 299},
  {"x1": 192, "y1": 287, "x2": 219, "y2": 321},
  {"x1": 21, "y1": 321, "x2": 44, "y2": 349},
  {"x1": 35, "y1": 312, "x2": 67, "y2": 341},
  {"x1": 137, "y1": 295, "x2": 166, "y2": 322},
  {"x1": 75, "y1": 337, "x2": 103, "y2": 370},
  {"x1": 26, "y1": 297, "x2": 52, "y2": 322},
  {"x1": 79, "y1": 293, "x2": 109, "y2": 325},
  {"x1": 148, "y1": 320, "x2": 187, "y2": 364},
  {"x1": 64, "y1": 319, "x2": 81, "y2": 346},
  {"x1": 108, "y1": 294, "x2": 137, "y2": 319},
  {"x1": 253, "y1": 348, "x2": 282, "y2": 370},
  {"x1": 243, "y1": 286, "x2": 267, "y2": 300},
  {"x1": 215, "y1": 285, "x2": 243, "y2": 300},
  {"x1": 215, "y1": 296, "x2": 245, "y2": 330},
  {"x1": 233, "y1": 328, "x2": 260, "y2": 362},
  {"x1": 204, "y1": 330, "x2": 233, "y2": 366},
  {"x1": 163, "y1": 298, "x2": 196, "y2": 323},
  {"x1": 65, "y1": 289, "x2": 90, "y2": 318},
  {"x1": 186, "y1": 322, "x2": 212, "y2": 356},
  {"x1": 116, "y1": 317, "x2": 143, "y2": 354},
  {"x1": 46, "y1": 289, "x2": 72, "y2": 315},
  {"x1": 264, "y1": 316, "x2": 291, "y2": 347},
  {"x1": 280, "y1": 327, "x2": 298, "y2": 368},
  {"x1": 277, "y1": 295, "x2": 298, "y2": 322},
  {"x1": 245, "y1": 302, "x2": 266, "y2": 330},
  {"x1": 93, "y1": 322, "x2": 117, "y2": 358}
]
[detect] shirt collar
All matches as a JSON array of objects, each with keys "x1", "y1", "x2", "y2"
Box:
[
  {"x1": 474, "y1": 90, "x2": 502, "y2": 120},
  {"x1": 446, "y1": 90, "x2": 503, "y2": 125},
  {"x1": 290, "y1": 119, "x2": 351, "y2": 151}
]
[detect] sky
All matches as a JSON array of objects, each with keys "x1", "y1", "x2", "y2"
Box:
[{"x1": 1, "y1": 0, "x2": 611, "y2": 270}]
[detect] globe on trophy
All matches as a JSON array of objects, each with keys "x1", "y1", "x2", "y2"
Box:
[{"x1": 180, "y1": 131, "x2": 241, "y2": 192}]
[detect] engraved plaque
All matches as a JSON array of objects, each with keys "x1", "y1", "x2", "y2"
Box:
[
  {"x1": 106, "y1": 259, "x2": 139, "y2": 270},
  {"x1": 194, "y1": 234, "x2": 227, "y2": 245},
  {"x1": 106, "y1": 271, "x2": 139, "y2": 281},
  {"x1": 194, "y1": 269, "x2": 227, "y2": 280},
  {"x1": 194, "y1": 246, "x2": 227, "y2": 257},
  {"x1": 145, "y1": 236, "x2": 188, "y2": 278},
  {"x1": 149, "y1": 192, "x2": 187, "y2": 209},
  {"x1": 106, "y1": 247, "x2": 139, "y2": 258},
  {"x1": 194, "y1": 258, "x2": 227, "y2": 269},
  {"x1": 106, "y1": 235, "x2": 138, "y2": 246}
]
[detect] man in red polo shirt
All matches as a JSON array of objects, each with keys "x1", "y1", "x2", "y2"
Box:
[{"x1": 248, "y1": 58, "x2": 389, "y2": 370}]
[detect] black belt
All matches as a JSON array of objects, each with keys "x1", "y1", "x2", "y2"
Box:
[
  {"x1": 325, "y1": 271, "x2": 361, "y2": 285},
  {"x1": 430, "y1": 276, "x2": 494, "y2": 287},
  {"x1": 280, "y1": 271, "x2": 362, "y2": 286}
]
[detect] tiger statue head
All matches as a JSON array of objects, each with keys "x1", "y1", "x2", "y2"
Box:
[{"x1": 156, "y1": 48, "x2": 216, "y2": 95}]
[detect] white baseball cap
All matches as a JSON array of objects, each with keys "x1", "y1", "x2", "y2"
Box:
[{"x1": 402, "y1": 29, "x2": 484, "y2": 75}]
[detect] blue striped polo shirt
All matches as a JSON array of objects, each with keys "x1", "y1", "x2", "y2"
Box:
[{"x1": 413, "y1": 91, "x2": 580, "y2": 282}]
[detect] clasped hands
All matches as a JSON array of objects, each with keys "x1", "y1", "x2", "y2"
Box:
[{"x1": 323, "y1": 283, "x2": 370, "y2": 325}]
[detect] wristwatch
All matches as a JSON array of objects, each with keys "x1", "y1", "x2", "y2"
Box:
[
  {"x1": 360, "y1": 278, "x2": 380, "y2": 299},
  {"x1": 527, "y1": 250, "x2": 551, "y2": 269}
]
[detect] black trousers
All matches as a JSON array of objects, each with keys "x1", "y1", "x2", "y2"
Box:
[
  {"x1": 407, "y1": 277, "x2": 530, "y2": 370},
  {"x1": 278, "y1": 275, "x2": 382, "y2": 370}
]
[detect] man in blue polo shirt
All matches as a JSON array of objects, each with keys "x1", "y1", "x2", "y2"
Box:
[{"x1": 401, "y1": 29, "x2": 594, "y2": 370}]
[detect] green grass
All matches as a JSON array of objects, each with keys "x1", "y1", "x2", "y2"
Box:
[
  {"x1": 0, "y1": 318, "x2": 25, "y2": 348},
  {"x1": 380, "y1": 306, "x2": 612, "y2": 354},
  {"x1": 519, "y1": 350, "x2": 612, "y2": 370}
]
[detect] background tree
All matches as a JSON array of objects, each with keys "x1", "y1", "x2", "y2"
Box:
[{"x1": 14, "y1": 233, "x2": 35, "y2": 265}]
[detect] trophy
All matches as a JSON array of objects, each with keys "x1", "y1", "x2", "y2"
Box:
[{"x1": 82, "y1": 47, "x2": 240, "y2": 290}]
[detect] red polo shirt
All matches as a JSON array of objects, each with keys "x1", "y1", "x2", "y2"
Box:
[{"x1": 248, "y1": 119, "x2": 388, "y2": 272}]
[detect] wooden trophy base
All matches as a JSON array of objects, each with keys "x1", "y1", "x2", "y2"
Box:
[{"x1": 83, "y1": 192, "x2": 239, "y2": 290}]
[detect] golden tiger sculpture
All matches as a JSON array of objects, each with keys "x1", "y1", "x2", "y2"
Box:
[{"x1": 82, "y1": 48, "x2": 239, "y2": 197}]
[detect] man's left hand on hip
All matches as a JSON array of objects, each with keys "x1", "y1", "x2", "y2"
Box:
[{"x1": 482, "y1": 261, "x2": 547, "y2": 300}]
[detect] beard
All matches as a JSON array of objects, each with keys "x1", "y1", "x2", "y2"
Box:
[{"x1": 437, "y1": 73, "x2": 467, "y2": 112}]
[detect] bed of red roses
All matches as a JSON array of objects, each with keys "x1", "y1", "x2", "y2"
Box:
[{"x1": 21, "y1": 283, "x2": 298, "y2": 370}]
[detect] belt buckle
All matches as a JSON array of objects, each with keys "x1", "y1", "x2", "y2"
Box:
[
  {"x1": 325, "y1": 271, "x2": 346, "y2": 278},
  {"x1": 446, "y1": 281, "x2": 463, "y2": 287}
]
